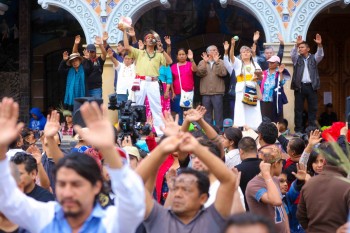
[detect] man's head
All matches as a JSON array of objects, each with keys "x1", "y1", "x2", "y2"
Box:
[
  {"x1": 258, "y1": 145, "x2": 283, "y2": 176},
  {"x1": 222, "y1": 212, "x2": 275, "y2": 233},
  {"x1": 10, "y1": 152, "x2": 38, "y2": 193},
  {"x1": 264, "y1": 46, "x2": 275, "y2": 60},
  {"x1": 238, "y1": 137, "x2": 258, "y2": 160},
  {"x1": 325, "y1": 103, "x2": 333, "y2": 114},
  {"x1": 143, "y1": 32, "x2": 156, "y2": 48},
  {"x1": 123, "y1": 146, "x2": 141, "y2": 170},
  {"x1": 86, "y1": 44, "x2": 97, "y2": 59},
  {"x1": 54, "y1": 153, "x2": 103, "y2": 218},
  {"x1": 191, "y1": 138, "x2": 221, "y2": 173},
  {"x1": 287, "y1": 138, "x2": 305, "y2": 160},
  {"x1": 298, "y1": 41, "x2": 310, "y2": 56},
  {"x1": 257, "y1": 122, "x2": 278, "y2": 146},
  {"x1": 206, "y1": 45, "x2": 219, "y2": 59},
  {"x1": 117, "y1": 40, "x2": 125, "y2": 54},
  {"x1": 171, "y1": 168, "x2": 210, "y2": 216},
  {"x1": 222, "y1": 127, "x2": 243, "y2": 150}
]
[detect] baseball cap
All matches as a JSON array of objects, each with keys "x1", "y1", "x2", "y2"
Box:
[
  {"x1": 86, "y1": 44, "x2": 96, "y2": 52},
  {"x1": 223, "y1": 118, "x2": 233, "y2": 128},
  {"x1": 267, "y1": 55, "x2": 280, "y2": 63}
]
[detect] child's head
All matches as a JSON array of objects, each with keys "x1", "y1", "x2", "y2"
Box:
[
  {"x1": 278, "y1": 118, "x2": 288, "y2": 133},
  {"x1": 278, "y1": 172, "x2": 288, "y2": 195},
  {"x1": 123, "y1": 53, "x2": 133, "y2": 66}
]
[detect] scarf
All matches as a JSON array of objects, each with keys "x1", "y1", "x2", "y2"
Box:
[{"x1": 64, "y1": 65, "x2": 85, "y2": 107}]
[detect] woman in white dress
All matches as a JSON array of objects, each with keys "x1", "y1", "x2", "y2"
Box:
[{"x1": 224, "y1": 45, "x2": 262, "y2": 130}]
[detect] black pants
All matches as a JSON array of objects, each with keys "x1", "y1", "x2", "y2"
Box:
[
  {"x1": 294, "y1": 83, "x2": 318, "y2": 132},
  {"x1": 202, "y1": 94, "x2": 224, "y2": 129}
]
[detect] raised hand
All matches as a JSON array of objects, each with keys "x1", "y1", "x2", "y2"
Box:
[
  {"x1": 165, "y1": 168, "x2": 177, "y2": 189},
  {"x1": 73, "y1": 102, "x2": 115, "y2": 149},
  {"x1": 296, "y1": 35, "x2": 303, "y2": 45},
  {"x1": 230, "y1": 37, "x2": 236, "y2": 47},
  {"x1": 277, "y1": 33, "x2": 284, "y2": 43},
  {"x1": 157, "y1": 41, "x2": 164, "y2": 52},
  {"x1": 292, "y1": 163, "x2": 307, "y2": 181},
  {"x1": 0, "y1": 98, "x2": 24, "y2": 149},
  {"x1": 340, "y1": 123, "x2": 348, "y2": 136},
  {"x1": 278, "y1": 64, "x2": 285, "y2": 73},
  {"x1": 44, "y1": 110, "x2": 60, "y2": 138},
  {"x1": 121, "y1": 135, "x2": 132, "y2": 147},
  {"x1": 188, "y1": 49, "x2": 194, "y2": 60},
  {"x1": 138, "y1": 40, "x2": 144, "y2": 50},
  {"x1": 83, "y1": 49, "x2": 89, "y2": 59},
  {"x1": 117, "y1": 23, "x2": 125, "y2": 31},
  {"x1": 184, "y1": 105, "x2": 206, "y2": 122},
  {"x1": 253, "y1": 31, "x2": 260, "y2": 43},
  {"x1": 179, "y1": 133, "x2": 199, "y2": 153},
  {"x1": 231, "y1": 167, "x2": 241, "y2": 191},
  {"x1": 223, "y1": 41, "x2": 230, "y2": 51},
  {"x1": 95, "y1": 36, "x2": 102, "y2": 45},
  {"x1": 308, "y1": 129, "x2": 322, "y2": 147},
  {"x1": 107, "y1": 48, "x2": 114, "y2": 57},
  {"x1": 158, "y1": 133, "x2": 185, "y2": 155},
  {"x1": 63, "y1": 51, "x2": 69, "y2": 61},
  {"x1": 259, "y1": 161, "x2": 271, "y2": 176},
  {"x1": 126, "y1": 27, "x2": 136, "y2": 37},
  {"x1": 164, "y1": 36, "x2": 171, "y2": 46},
  {"x1": 102, "y1": 31, "x2": 109, "y2": 41},
  {"x1": 314, "y1": 33, "x2": 322, "y2": 45},
  {"x1": 213, "y1": 53, "x2": 221, "y2": 63},
  {"x1": 201, "y1": 52, "x2": 209, "y2": 62},
  {"x1": 26, "y1": 144, "x2": 42, "y2": 164},
  {"x1": 160, "y1": 111, "x2": 180, "y2": 136},
  {"x1": 75, "y1": 35, "x2": 81, "y2": 45}
]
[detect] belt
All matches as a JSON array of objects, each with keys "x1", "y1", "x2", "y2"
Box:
[
  {"x1": 136, "y1": 75, "x2": 158, "y2": 81},
  {"x1": 302, "y1": 82, "x2": 312, "y2": 86},
  {"x1": 237, "y1": 74, "x2": 253, "y2": 82}
]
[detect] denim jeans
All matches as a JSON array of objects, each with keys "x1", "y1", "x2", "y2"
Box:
[{"x1": 88, "y1": 88, "x2": 102, "y2": 99}]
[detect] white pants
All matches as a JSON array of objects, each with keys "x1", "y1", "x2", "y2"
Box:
[{"x1": 135, "y1": 80, "x2": 164, "y2": 136}]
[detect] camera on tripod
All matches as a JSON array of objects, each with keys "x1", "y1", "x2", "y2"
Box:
[{"x1": 108, "y1": 93, "x2": 151, "y2": 143}]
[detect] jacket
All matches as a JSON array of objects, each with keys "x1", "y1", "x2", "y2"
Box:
[
  {"x1": 196, "y1": 59, "x2": 227, "y2": 95},
  {"x1": 297, "y1": 165, "x2": 350, "y2": 233},
  {"x1": 29, "y1": 107, "x2": 46, "y2": 130}
]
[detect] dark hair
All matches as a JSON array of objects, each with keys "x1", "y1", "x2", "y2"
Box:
[
  {"x1": 288, "y1": 138, "x2": 305, "y2": 156},
  {"x1": 238, "y1": 137, "x2": 257, "y2": 154},
  {"x1": 117, "y1": 40, "x2": 124, "y2": 46},
  {"x1": 224, "y1": 128, "x2": 243, "y2": 149},
  {"x1": 307, "y1": 142, "x2": 331, "y2": 175},
  {"x1": 178, "y1": 168, "x2": 210, "y2": 197},
  {"x1": 306, "y1": 150, "x2": 319, "y2": 176},
  {"x1": 177, "y1": 48, "x2": 186, "y2": 54},
  {"x1": 10, "y1": 152, "x2": 38, "y2": 173},
  {"x1": 9, "y1": 135, "x2": 22, "y2": 149},
  {"x1": 279, "y1": 118, "x2": 288, "y2": 128},
  {"x1": 222, "y1": 213, "x2": 275, "y2": 233},
  {"x1": 257, "y1": 122, "x2": 278, "y2": 144},
  {"x1": 198, "y1": 138, "x2": 221, "y2": 158},
  {"x1": 54, "y1": 152, "x2": 103, "y2": 187},
  {"x1": 299, "y1": 41, "x2": 309, "y2": 48},
  {"x1": 191, "y1": 130, "x2": 206, "y2": 139}
]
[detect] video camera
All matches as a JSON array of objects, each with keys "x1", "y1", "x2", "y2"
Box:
[{"x1": 108, "y1": 93, "x2": 151, "y2": 144}]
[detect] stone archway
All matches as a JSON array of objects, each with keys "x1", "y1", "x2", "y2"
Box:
[
  {"x1": 37, "y1": 0, "x2": 103, "y2": 43},
  {"x1": 106, "y1": 0, "x2": 284, "y2": 43},
  {"x1": 288, "y1": 0, "x2": 350, "y2": 41}
]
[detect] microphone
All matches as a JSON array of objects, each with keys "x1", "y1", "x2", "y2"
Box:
[{"x1": 151, "y1": 38, "x2": 157, "y2": 44}]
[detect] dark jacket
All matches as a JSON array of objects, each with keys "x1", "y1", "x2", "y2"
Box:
[
  {"x1": 257, "y1": 43, "x2": 284, "y2": 71},
  {"x1": 297, "y1": 166, "x2": 350, "y2": 233},
  {"x1": 291, "y1": 54, "x2": 320, "y2": 91}
]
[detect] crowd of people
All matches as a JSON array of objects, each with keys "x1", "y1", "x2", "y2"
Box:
[{"x1": 0, "y1": 23, "x2": 350, "y2": 233}]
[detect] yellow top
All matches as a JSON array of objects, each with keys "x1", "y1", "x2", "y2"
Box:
[{"x1": 129, "y1": 47, "x2": 166, "y2": 77}]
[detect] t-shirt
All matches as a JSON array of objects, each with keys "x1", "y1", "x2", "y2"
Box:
[
  {"x1": 26, "y1": 184, "x2": 55, "y2": 202},
  {"x1": 225, "y1": 149, "x2": 241, "y2": 169},
  {"x1": 171, "y1": 62, "x2": 194, "y2": 94},
  {"x1": 87, "y1": 56, "x2": 105, "y2": 90},
  {"x1": 115, "y1": 63, "x2": 135, "y2": 95},
  {"x1": 129, "y1": 47, "x2": 166, "y2": 77},
  {"x1": 245, "y1": 176, "x2": 289, "y2": 233},
  {"x1": 144, "y1": 201, "x2": 226, "y2": 233}
]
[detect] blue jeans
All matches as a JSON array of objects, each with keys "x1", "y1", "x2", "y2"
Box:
[
  {"x1": 171, "y1": 94, "x2": 189, "y2": 125},
  {"x1": 89, "y1": 88, "x2": 102, "y2": 99}
]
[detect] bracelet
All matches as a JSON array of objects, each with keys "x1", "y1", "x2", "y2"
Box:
[{"x1": 265, "y1": 178, "x2": 273, "y2": 183}]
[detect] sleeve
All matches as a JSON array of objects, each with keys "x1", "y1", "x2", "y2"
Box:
[
  {"x1": 107, "y1": 165, "x2": 146, "y2": 233},
  {"x1": 58, "y1": 60, "x2": 69, "y2": 77},
  {"x1": 165, "y1": 66, "x2": 173, "y2": 84},
  {"x1": 129, "y1": 47, "x2": 140, "y2": 60},
  {"x1": 296, "y1": 189, "x2": 309, "y2": 230},
  {"x1": 277, "y1": 135, "x2": 289, "y2": 152},
  {"x1": 299, "y1": 151, "x2": 310, "y2": 167},
  {"x1": 144, "y1": 201, "x2": 166, "y2": 232},
  {"x1": 0, "y1": 159, "x2": 55, "y2": 233},
  {"x1": 290, "y1": 45, "x2": 298, "y2": 65},
  {"x1": 223, "y1": 55, "x2": 233, "y2": 75},
  {"x1": 277, "y1": 44, "x2": 285, "y2": 63},
  {"x1": 337, "y1": 135, "x2": 348, "y2": 155},
  {"x1": 83, "y1": 59, "x2": 94, "y2": 77},
  {"x1": 286, "y1": 180, "x2": 302, "y2": 204},
  {"x1": 315, "y1": 47, "x2": 324, "y2": 64},
  {"x1": 196, "y1": 60, "x2": 208, "y2": 77},
  {"x1": 213, "y1": 59, "x2": 228, "y2": 77},
  {"x1": 255, "y1": 188, "x2": 267, "y2": 202}
]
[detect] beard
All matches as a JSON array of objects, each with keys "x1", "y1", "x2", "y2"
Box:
[{"x1": 60, "y1": 199, "x2": 83, "y2": 218}]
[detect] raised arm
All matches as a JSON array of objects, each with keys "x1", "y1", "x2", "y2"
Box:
[
  {"x1": 229, "y1": 37, "x2": 236, "y2": 63},
  {"x1": 188, "y1": 49, "x2": 197, "y2": 72},
  {"x1": 72, "y1": 35, "x2": 80, "y2": 54},
  {"x1": 277, "y1": 33, "x2": 285, "y2": 62},
  {"x1": 196, "y1": 54, "x2": 209, "y2": 77},
  {"x1": 118, "y1": 24, "x2": 131, "y2": 52},
  {"x1": 157, "y1": 40, "x2": 172, "y2": 65},
  {"x1": 299, "y1": 130, "x2": 322, "y2": 166},
  {"x1": 107, "y1": 48, "x2": 119, "y2": 68},
  {"x1": 95, "y1": 36, "x2": 107, "y2": 61},
  {"x1": 314, "y1": 33, "x2": 324, "y2": 64},
  {"x1": 291, "y1": 35, "x2": 303, "y2": 65},
  {"x1": 179, "y1": 133, "x2": 236, "y2": 217},
  {"x1": 43, "y1": 111, "x2": 64, "y2": 164},
  {"x1": 259, "y1": 161, "x2": 283, "y2": 206}
]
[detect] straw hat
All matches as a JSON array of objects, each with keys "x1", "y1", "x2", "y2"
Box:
[{"x1": 66, "y1": 53, "x2": 83, "y2": 66}]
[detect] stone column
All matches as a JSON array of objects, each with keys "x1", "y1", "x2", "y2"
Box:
[{"x1": 264, "y1": 42, "x2": 296, "y2": 133}]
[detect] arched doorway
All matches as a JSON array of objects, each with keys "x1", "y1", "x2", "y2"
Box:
[
  {"x1": 133, "y1": 1, "x2": 266, "y2": 118},
  {"x1": 31, "y1": 2, "x2": 85, "y2": 113},
  {"x1": 306, "y1": 5, "x2": 350, "y2": 121}
]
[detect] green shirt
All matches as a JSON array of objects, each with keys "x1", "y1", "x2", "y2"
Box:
[{"x1": 129, "y1": 47, "x2": 166, "y2": 77}]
